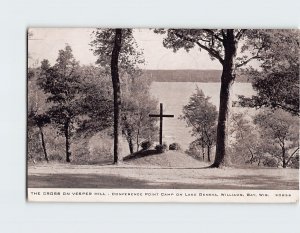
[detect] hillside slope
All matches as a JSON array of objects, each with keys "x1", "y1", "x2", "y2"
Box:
[{"x1": 123, "y1": 150, "x2": 209, "y2": 168}]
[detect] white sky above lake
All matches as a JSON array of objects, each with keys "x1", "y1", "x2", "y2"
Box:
[{"x1": 28, "y1": 28, "x2": 222, "y2": 70}]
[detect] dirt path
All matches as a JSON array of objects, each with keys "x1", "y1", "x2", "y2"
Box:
[{"x1": 28, "y1": 163, "x2": 299, "y2": 190}]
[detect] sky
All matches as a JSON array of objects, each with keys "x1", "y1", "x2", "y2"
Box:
[{"x1": 28, "y1": 28, "x2": 222, "y2": 70}]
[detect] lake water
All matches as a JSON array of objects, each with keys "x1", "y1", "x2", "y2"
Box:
[{"x1": 149, "y1": 82, "x2": 255, "y2": 150}]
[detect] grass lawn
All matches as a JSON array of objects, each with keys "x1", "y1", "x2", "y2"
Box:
[{"x1": 28, "y1": 151, "x2": 299, "y2": 190}]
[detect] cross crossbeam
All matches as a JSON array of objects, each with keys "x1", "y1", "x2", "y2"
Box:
[{"x1": 149, "y1": 103, "x2": 174, "y2": 145}]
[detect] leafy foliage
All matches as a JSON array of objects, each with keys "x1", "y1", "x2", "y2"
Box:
[
  {"x1": 121, "y1": 76, "x2": 159, "y2": 153},
  {"x1": 155, "y1": 143, "x2": 168, "y2": 153},
  {"x1": 239, "y1": 30, "x2": 299, "y2": 116},
  {"x1": 230, "y1": 109, "x2": 299, "y2": 168},
  {"x1": 140, "y1": 140, "x2": 153, "y2": 150},
  {"x1": 230, "y1": 112, "x2": 265, "y2": 166},
  {"x1": 27, "y1": 126, "x2": 44, "y2": 163},
  {"x1": 185, "y1": 139, "x2": 205, "y2": 160},
  {"x1": 37, "y1": 46, "x2": 81, "y2": 136},
  {"x1": 154, "y1": 29, "x2": 273, "y2": 167},
  {"x1": 27, "y1": 68, "x2": 51, "y2": 162},
  {"x1": 90, "y1": 29, "x2": 145, "y2": 162},
  {"x1": 169, "y1": 142, "x2": 181, "y2": 151},
  {"x1": 253, "y1": 109, "x2": 299, "y2": 168},
  {"x1": 37, "y1": 45, "x2": 113, "y2": 162},
  {"x1": 90, "y1": 29, "x2": 144, "y2": 76},
  {"x1": 181, "y1": 87, "x2": 218, "y2": 161},
  {"x1": 154, "y1": 29, "x2": 269, "y2": 68},
  {"x1": 75, "y1": 65, "x2": 113, "y2": 137}
]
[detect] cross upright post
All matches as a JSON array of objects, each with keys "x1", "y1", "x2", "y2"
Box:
[{"x1": 149, "y1": 103, "x2": 174, "y2": 145}]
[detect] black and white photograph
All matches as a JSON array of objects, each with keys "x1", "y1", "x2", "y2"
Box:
[
  {"x1": 27, "y1": 28, "x2": 299, "y2": 202},
  {"x1": 1, "y1": 0, "x2": 300, "y2": 232}
]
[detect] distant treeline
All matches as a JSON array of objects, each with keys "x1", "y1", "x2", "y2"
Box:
[{"x1": 140, "y1": 70, "x2": 249, "y2": 82}]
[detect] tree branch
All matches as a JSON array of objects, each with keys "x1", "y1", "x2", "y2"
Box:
[
  {"x1": 236, "y1": 36, "x2": 267, "y2": 68},
  {"x1": 174, "y1": 31, "x2": 224, "y2": 65},
  {"x1": 236, "y1": 29, "x2": 247, "y2": 40},
  {"x1": 274, "y1": 103, "x2": 300, "y2": 116},
  {"x1": 185, "y1": 114, "x2": 200, "y2": 133},
  {"x1": 203, "y1": 29, "x2": 224, "y2": 42},
  {"x1": 286, "y1": 147, "x2": 299, "y2": 165},
  {"x1": 221, "y1": 30, "x2": 226, "y2": 39},
  {"x1": 236, "y1": 55, "x2": 261, "y2": 68}
]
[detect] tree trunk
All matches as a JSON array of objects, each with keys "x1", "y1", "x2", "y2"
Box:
[
  {"x1": 136, "y1": 128, "x2": 140, "y2": 152},
  {"x1": 286, "y1": 147, "x2": 299, "y2": 166},
  {"x1": 211, "y1": 75, "x2": 234, "y2": 167},
  {"x1": 207, "y1": 145, "x2": 211, "y2": 162},
  {"x1": 111, "y1": 29, "x2": 122, "y2": 164},
  {"x1": 249, "y1": 152, "x2": 254, "y2": 164},
  {"x1": 211, "y1": 30, "x2": 237, "y2": 168},
  {"x1": 201, "y1": 134, "x2": 205, "y2": 161},
  {"x1": 64, "y1": 120, "x2": 71, "y2": 163},
  {"x1": 39, "y1": 126, "x2": 49, "y2": 162},
  {"x1": 282, "y1": 145, "x2": 287, "y2": 168},
  {"x1": 128, "y1": 138, "x2": 134, "y2": 154},
  {"x1": 126, "y1": 130, "x2": 134, "y2": 154}
]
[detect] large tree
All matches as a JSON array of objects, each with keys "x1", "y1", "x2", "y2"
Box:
[
  {"x1": 239, "y1": 30, "x2": 299, "y2": 116},
  {"x1": 254, "y1": 109, "x2": 299, "y2": 168},
  {"x1": 121, "y1": 76, "x2": 158, "y2": 154},
  {"x1": 155, "y1": 29, "x2": 270, "y2": 167},
  {"x1": 28, "y1": 110, "x2": 51, "y2": 162},
  {"x1": 27, "y1": 67, "x2": 51, "y2": 162},
  {"x1": 181, "y1": 87, "x2": 217, "y2": 162},
  {"x1": 75, "y1": 65, "x2": 113, "y2": 137},
  {"x1": 32, "y1": 61, "x2": 113, "y2": 163},
  {"x1": 230, "y1": 112, "x2": 264, "y2": 166},
  {"x1": 38, "y1": 45, "x2": 81, "y2": 162},
  {"x1": 91, "y1": 29, "x2": 144, "y2": 163}
]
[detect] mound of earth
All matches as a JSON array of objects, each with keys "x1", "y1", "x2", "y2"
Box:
[{"x1": 123, "y1": 150, "x2": 208, "y2": 168}]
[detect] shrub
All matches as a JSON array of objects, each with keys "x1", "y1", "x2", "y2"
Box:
[
  {"x1": 27, "y1": 128, "x2": 44, "y2": 162},
  {"x1": 155, "y1": 143, "x2": 168, "y2": 153},
  {"x1": 289, "y1": 155, "x2": 299, "y2": 169},
  {"x1": 87, "y1": 136, "x2": 113, "y2": 163},
  {"x1": 263, "y1": 157, "x2": 278, "y2": 167},
  {"x1": 49, "y1": 153, "x2": 64, "y2": 161},
  {"x1": 73, "y1": 132, "x2": 113, "y2": 165},
  {"x1": 140, "y1": 140, "x2": 153, "y2": 150},
  {"x1": 185, "y1": 142, "x2": 201, "y2": 159},
  {"x1": 169, "y1": 142, "x2": 181, "y2": 151}
]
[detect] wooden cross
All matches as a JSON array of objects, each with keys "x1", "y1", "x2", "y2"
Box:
[{"x1": 149, "y1": 103, "x2": 174, "y2": 145}]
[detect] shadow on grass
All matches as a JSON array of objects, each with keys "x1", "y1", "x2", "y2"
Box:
[
  {"x1": 123, "y1": 149, "x2": 160, "y2": 161},
  {"x1": 28, "y1": 173, "x2": 299, "y2": 190},
  {"x1": 207, "y1": 175, "x2": 299, "y2": 190},
  {"x1": 72, "y1": 158, "x2": 115, "y2": 166}
]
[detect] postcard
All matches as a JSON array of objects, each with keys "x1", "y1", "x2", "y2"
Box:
[{"x1": 27, "y1": 28, "x2": 299, "y2": 202}]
